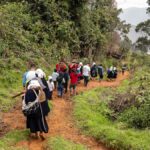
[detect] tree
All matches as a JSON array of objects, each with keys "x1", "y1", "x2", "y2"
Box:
[
  {"x1": 135, "y1": 0, "x2": 150, "y2": 52},
  {"x1": 0, "y1": 0, "x2": 130, "y2": 61}
]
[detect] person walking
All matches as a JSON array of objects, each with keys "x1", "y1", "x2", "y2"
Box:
[
  {"x1": 63, "y1": 69, "x2": 70, "y2": 93},
  {"x1": 97, "y1": 64, "x2": 104, "y2": 81},
  {"x1": 69, "y1": 69, "x2": 78, "y2": 96},
  {"x1": 52, "y1": 69, "x2": 59, "y2": 89},
  {"x1": 113, "y1": 67, "x2": 118, "y2": 79},
  {"x1": 57, "y1": 72, "x2": 65, "y2": 98},
  {"x1": 83, "y1": 63, "x2": 91, "y2": 87},
  {"x1": 122, "y1": 64, "x2": 127, "y2": 75},
  {"x1": 22, "y1": 80, "x2": 49, "y2": 140},
  {"x1": 77, "y1": 62, "x2": 83, "y2": 82},
  {"x1": 47, "y1": 76, "x2": 54, "y2": 100},
  {"x1": 90, "y1": 62, "x2": 97, "y2": 80},
  {"x1": 107, "y1": 66, "x2": 113, "y2": 80}
]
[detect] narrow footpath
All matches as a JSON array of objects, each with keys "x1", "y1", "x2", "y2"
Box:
[{"x1": 2, "y1": 72, "x2": 129, "y2": 150}]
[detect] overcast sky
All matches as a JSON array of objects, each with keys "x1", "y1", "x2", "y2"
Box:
[{"x1": 116, "y1": 0, "x2": 148, "y2": 9}]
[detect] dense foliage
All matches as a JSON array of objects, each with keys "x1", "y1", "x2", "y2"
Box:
[
  {"x1": 117, "y1": 56, "x2": 150, "y2": 128},
  {"x1": 0, "y1": 0, "x2": 129, "y2": 62}
]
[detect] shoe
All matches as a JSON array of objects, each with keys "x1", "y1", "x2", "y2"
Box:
[{"x1": 39, "y1": 134, "x2": 45, "y2": 141}]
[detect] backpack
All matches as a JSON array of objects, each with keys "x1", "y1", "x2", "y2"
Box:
[
  {"x1": 57, "y1": 74, "x2": 65, "y2": 84},
  {"x1": 91, "y1": 67, "x2": 97, "y2": 77},
  {"x1": 22, "y1": 89, "x2": 40, "y2": 116}
]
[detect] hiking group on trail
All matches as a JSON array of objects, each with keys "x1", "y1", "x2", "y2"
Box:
[{"x1": 21, "y1": 60, "x2": 126, "y2": 140}]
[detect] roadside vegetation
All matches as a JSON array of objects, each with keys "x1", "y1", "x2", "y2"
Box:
[
  {"x1": 0, "y1": 130, "x2": 29, "y2": 150},
  {"x1": 73, "y1": 54, "x2": 150, "y2": 150},
  {"x1": 45, "y1": 136, "x2": 87, "y2": 150}
]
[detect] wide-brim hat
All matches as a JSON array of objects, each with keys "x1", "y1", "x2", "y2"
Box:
[
  {"x1": 36, "y1": 68, "x2": 46, "y2": 78},
  {"x1": 48, "y1": 76, "x2": 52, "y2": 80}
]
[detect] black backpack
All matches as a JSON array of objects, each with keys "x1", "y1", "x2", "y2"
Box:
[{"x1": 57, "y1": 73, "x2": 65, "y2": 83}]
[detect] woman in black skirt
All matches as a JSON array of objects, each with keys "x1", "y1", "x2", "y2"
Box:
[{"x1": 24, "y1": 80, "x2": 49, "y2": 140}]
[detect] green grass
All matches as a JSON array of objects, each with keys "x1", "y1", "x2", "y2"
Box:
[
  {"x1": 0, "y1": 68, "x2": 23, "y2": 112},
  {"x1": 0, "y1": 58, "x2": 55, "y2": 112},
  {"x1": 45, "y1": 136, "x2": 87, "y2": 150},
  {"x1": 73, "y1": 88, "x2": 150, "y2": 150},
  {"x1": 0, "y1": 130, "x2": 29, "y2": 150}
]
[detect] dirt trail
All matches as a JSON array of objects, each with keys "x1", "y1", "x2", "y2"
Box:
[{"x1": 2, "y1": 72, "x2": 129, "y2": 150}]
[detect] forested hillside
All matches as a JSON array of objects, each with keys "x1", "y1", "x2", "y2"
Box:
[{"x1": 0, "y1": 0, "x2": 129, "y2": 63}]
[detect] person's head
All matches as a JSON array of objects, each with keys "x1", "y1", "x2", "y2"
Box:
[
  {"x1": 99, "y1": 64, "x2": 102, "y2": 66},
  {"x1": 114, "y1": 67, "x2": 117, "y2": 70},
  {"x1": 79, "y1": 62, "x2": 83, "y2": 66},
  {"x1": 93, "y1": 62, "x2": 96, "y2": 66},
  {"x1": 110, "y1": 66, "x2": 113, "y2": 71},
  {"x1": 87, "y1": 63, "x2": 90, "y2": 66},
  {"x1": 28, "y1": 62, "x2": 36, "y2": 71},
  {"x1": 48, "y1": 76, "x2": 53, "y2": 82}
]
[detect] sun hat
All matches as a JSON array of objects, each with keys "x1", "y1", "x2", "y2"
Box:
[
  {"x1": 48, "y1": 76, "x2": 52, "y2": 80},
  {"x1": 36, "y1": 68, "x2": 46, "y2": 78}
]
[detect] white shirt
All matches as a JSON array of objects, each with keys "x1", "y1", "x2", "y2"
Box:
[
  {"x1": 83, "y1": 65, "x2": 90, "y2": 76},
  {"x1": 47, "y1": 81, "x2": 54, "y2": 91},
  {"x1": 52, "y1": 72, "x2": 59, "y2": 81}
]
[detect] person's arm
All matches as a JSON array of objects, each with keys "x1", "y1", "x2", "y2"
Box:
[
  {"x1": 47, "y1": 81, "x2": 50, "y2": 90},
  {"x1": 22, "y1": 72, "x2": 27, "y2": 87},
  {"x1": 88, "y1": 67, "x2": 91, "y2": 76}
]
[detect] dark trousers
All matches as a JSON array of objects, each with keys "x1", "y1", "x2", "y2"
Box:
[
  {"x1": 63, "y1": 81, "x2": 68, "y2": 93},
  {"x1": 99, "y1": 74, "x2": 103, "y2": 80},
  {"x1": 57, "y1": 84, "x2": 64, "y2": 97},
  {"x1": 83, "y1": 76, "x2": 89, "y2": 87},
  {"x1": 49, "y1": 91, "x2": 53, "y2": 100}
]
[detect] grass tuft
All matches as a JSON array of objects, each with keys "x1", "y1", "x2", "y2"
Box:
[{"x1": 45, "y1": 136, "x2": 87, "y2": 150}]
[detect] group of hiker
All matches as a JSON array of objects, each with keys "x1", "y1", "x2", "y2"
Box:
[{"x1": 21, "y1": 60, "x2": 124, "y2": 140}]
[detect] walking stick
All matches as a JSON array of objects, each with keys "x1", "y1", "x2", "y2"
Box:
[{"x1": 12, "y1": 91, "x2": 25, "y2": 99}]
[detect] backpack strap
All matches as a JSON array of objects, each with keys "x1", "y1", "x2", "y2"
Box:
[
  {"x1": 22, "y1": 89, "x2": 40, "y2": 111},
  {"x1": 32, "y1": 89, "x2": 40, "y2": 102}
]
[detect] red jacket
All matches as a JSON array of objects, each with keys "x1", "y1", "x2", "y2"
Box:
[{"x1": 70, "y1": 72, "x2": 78, "y2": 84}]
